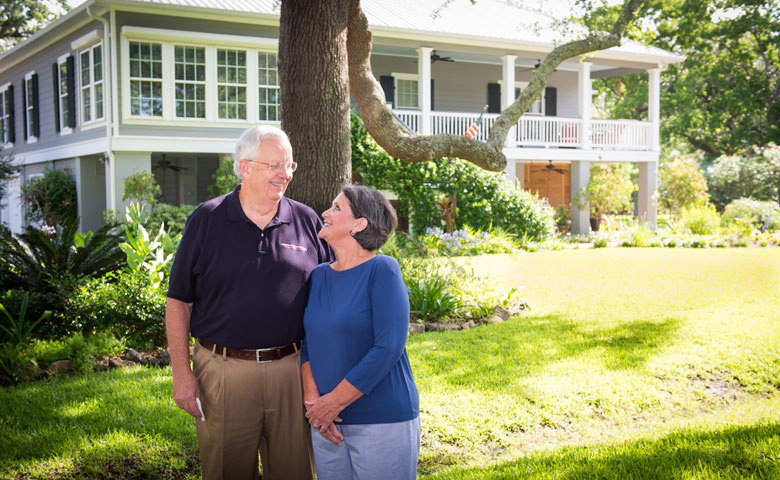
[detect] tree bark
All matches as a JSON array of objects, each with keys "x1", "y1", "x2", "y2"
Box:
[{"x1": 279, "y1": 0, "x2": 352, "y2": 215}]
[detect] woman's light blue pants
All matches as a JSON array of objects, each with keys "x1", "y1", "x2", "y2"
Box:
[{"x1": 311, "y1": 416, "x2": 420, "y2": 480}]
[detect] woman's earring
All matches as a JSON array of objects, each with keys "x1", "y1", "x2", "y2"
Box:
[{"x1": 350, "y1": 231, "x2": 355, "y2": 237}]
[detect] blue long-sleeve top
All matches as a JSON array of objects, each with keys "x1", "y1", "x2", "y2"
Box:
[{"x1": 301, "y1": 254, "x2": 419, "y2": 425}]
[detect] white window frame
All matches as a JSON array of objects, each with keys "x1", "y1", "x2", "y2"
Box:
[
  {"x1": 120, "y1": 27, "x2": 279, "y2": 127},
  {"x1": 78, "y1": 42, "x2": 105, "y2": 127},
  {"x1": 174, "y1": 44, "x2": 207, "y2": 120},
  {"x1": 257, "y1": 51, "x2": 280, "y2": 122},
  {"x1": 24, "y1": 72, "x2": 37, "y2": 143},
  {"x1": 216, "y1": 48, "x2": 248, "y2": 121},
  {"x1": 57, "y1": 53, "x2": 73, "y2": 135},
  {"x1": 393, "y1": 73, "x2": 419, "y2": 109},
  {"x1": 0, "y1": 83, "x2": 12, "y2": 147},
  {"x1": 127, "y1": 40, "x2": 164, "y2": 118}
]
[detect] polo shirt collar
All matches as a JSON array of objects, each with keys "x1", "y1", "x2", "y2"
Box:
[{"x1": 225, "y1": 183, "x2": 292, "y2": 226}]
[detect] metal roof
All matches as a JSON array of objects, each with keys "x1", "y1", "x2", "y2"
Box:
[{"x1": 1, "y1": 0, "x2": 683, "y2": 65}]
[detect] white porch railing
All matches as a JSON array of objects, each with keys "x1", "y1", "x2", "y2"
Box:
[{"x1": 391, "y1": 110, "x2": 653, "y2": 151}]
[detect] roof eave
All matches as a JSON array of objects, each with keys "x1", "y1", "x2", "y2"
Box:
[{"x1": 370, "y1": 26, "x2": 685, "y2": 65}]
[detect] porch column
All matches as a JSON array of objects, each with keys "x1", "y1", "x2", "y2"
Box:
[
  {"x1": 578, "y1": 62, "x2": 593, "y2": 149},
  {"x1": 648, "y1": 68, "x2": 661, "y2": 151},
  {"x1": 77, "y1": 156, "x2": 107, "y2": 232},
  {"x1": 638, "y1": 161, "x2": 658, "y2": 230},
  {"x1": 570, "y1": 160, "x2": 591, "y2": 234},
  {"x1": 111, "y1": 151, "x2": 152, "y2": 215},
  {"x1": 502, "y1": 54, "x2": 517, "y2": 183},
  {"x1": 417, "y1": 47, "x2": 433, "y2": 135}
]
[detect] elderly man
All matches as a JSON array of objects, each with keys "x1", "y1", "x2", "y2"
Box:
[{"x1": 166, "y1": 125, "x2": 331, "y2": 479}]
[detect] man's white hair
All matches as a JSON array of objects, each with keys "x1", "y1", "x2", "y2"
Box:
[{"x1": 233, "y1": 125, "x2": 291, "y2": 178}]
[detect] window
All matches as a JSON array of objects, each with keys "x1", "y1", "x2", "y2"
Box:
[
  {"x1": 0, "y1": 85, "x2": 13, "y2": 145},
  {"x1": 79, "y1": 43, "x2": 104, "y2": 124},
  {"x1": 258, "y1": 52, "x2": 279, "y2": 121},
  {"x1": 121, "y1": 28, "x2": 280, "y2": 124},
  {"x1": 129, "y1": 41, "x2": 163, "y2": 117},
  {"x1": 515, "y1": 82, "x2": 543, "y2": 115},
  {"x1": 217, "y1": 49, "x2": 246, "y2": 120},
  {"x1": 24, "y1": 73, "x2": 39, "y2": 141},
  {"x1": 175, "y1": 45, "x2": 206, "y2": 118},
  {"x1": 395, "y1": 75, "x2": 418, "y2": 109},
  {"x1": 55, "y1": 55, "x2": 76, "y2": 133}
]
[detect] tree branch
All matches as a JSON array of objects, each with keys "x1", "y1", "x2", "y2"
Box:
[{"x1": 347, "y1": 0, "x2": 645, "y2": 172}]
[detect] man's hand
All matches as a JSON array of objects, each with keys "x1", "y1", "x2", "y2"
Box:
[{"x1": 173, "y1": 369, "x2": 202, "y2": 419}]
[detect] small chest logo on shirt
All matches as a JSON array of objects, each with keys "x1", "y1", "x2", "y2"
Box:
[{"x1": 280, "y1": 242, "x2": 308, "y2": 252}]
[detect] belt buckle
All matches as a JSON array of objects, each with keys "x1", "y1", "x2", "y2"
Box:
[{"x1": 255, "y1": 346, "x2": 277, "y2": 364}]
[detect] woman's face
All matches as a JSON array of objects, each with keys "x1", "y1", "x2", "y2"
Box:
[{"x1": 319, "y1": 192, "x2": 357, "y2": 241}]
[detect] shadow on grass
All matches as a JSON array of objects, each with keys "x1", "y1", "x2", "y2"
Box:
[
  {"x1": 422, "y1": 422, "x2": 780, "y2": 479},
  {"x1": 0, "y1": 367, "x2": 200, "y2": 479},
  {"x1": 409, "y1": 314, "x2": 681, "y2": 390}
]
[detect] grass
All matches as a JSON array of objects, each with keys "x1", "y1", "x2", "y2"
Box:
[
  {"x1": 1, "y1": 248, "x2": 778, "y2": 478},
  {"x1": 412, "y1": 248, "x2": 780, "y2": 477}
]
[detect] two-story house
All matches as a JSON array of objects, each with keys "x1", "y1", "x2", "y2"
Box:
[{"x1": 0, "y1": 0, "x2": 683, "y2": 234}]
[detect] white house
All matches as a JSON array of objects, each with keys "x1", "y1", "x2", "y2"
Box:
[{"x1": 0, "y1": 0, "x2": 683, "y2": 234}]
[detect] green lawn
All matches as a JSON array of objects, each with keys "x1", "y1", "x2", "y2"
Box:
[{"x1": 1, "y1": 248, "x2": 778, "y2": 479}]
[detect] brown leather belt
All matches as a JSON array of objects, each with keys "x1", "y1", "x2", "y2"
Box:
[{"x1": 198, "y1": 338, "x2": 300, "y2": 363}]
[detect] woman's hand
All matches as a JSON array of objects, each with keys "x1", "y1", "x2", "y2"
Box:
[
  {"x1": 305, "y1": 395, "x2": 344, "y2": 445},
  {"x1": 304, "y1": 393, "x2": 344, "y2": 431}
]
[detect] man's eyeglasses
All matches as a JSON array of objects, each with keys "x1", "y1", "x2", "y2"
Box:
[{"x1": 246, "y1": 160, "x2": 298, "y2": 172}]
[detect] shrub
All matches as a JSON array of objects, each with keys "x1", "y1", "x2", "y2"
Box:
[
  {"x1": 21, "y1": 168, "x2": 78, "y2": 226},
  {"x1": 351, "y1": 113, "x2": 555, "y2": 239},
  {"x1": 65, "y1": 270, "x2": 167, "y2": 347},
  {"x1": 408, "y1": 276, "x2": 463, "y2": 324},
  {"x1": 0, "y1": 292, "x2": 51, "y2": 346},
  {"x1": 680, "y1": 203, "x2": 721, "y2": 235},
  {"x1": 706, "y1": 146, "x2": 780, "y2": 211},
  {"x1": 575, "y1": 163, "x2": 636, "y2": 227},
  {"x1": 209, "y1": 159, "x2": 240, "y2": 197},
  {"x1": 123, "y1": 169, "x2": 162, "y2": 208},
  {"x1": 659, "y1": 156, "x2": 709, "y2": 215},
  {"x1": 147, "y1": 203, "x2": 196, "y2": 236},
  {"x1": 722, "y1": 198, "x2": 780, "y2": 232},
  {"x1": 419, "y1": 227, "x2": 519, "y2": 256}
]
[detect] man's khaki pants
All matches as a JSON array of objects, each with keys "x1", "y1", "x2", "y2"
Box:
[{"x1": 193, "y1": 342, "x2": 314, "y2": 480}]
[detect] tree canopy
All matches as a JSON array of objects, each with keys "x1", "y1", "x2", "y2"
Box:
[
  {"x1": 588, "y1": 0, "x2": 780, "y2": 157},
  {"x1": 0, "y1": 0, "x2": 69, "y2": 52}
]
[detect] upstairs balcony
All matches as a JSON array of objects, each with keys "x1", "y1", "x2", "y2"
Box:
[{"x1": 392, "y1": 110, "x2": 653, "y2": 151}]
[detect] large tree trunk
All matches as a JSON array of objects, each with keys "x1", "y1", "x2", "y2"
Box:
[{"x1": 279, "y1": 0, "x2": 352, "y2": 216}]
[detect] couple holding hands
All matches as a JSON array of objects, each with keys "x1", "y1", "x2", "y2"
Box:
[{"x1": 166, "y1": 125, "x2": 419, "y2": 480}]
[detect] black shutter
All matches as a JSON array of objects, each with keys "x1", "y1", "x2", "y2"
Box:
[
  {"x1": 379, "y1": 75, "x2": 394, "y2": 107},
  {"x1": 66, "y1": 55, "x2": 76, "y2": 128},
  {"x1": 31, "y1": 74, "x2": 40, "y2": 138},
  {"x1": 52, "y1": 63, "x2": 60, "y2": 132},
  {"x1": 22, "y1": 80, "x2": 28, "y2": 139},
  {"x1": 6, "y1": 84, "x2": 14, "y2": 143},
  {"x1": 430, "y1": 79, "x2": 435, "y2": 110},
  {"x1": 545, "y1": 87, "x2": 557, "y2": 116},
  {"x1": 487, "y1": 83, "x2": 501, "y2": 113}
]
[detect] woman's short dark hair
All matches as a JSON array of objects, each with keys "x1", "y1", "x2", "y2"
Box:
[{"x1": 341, "y1": 184, "x2": 397, "y2": 251}]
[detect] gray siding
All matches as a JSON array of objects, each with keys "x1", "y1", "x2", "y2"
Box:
[{"x1": 1, "y1": 19, "x2": 110, "y2": 161}]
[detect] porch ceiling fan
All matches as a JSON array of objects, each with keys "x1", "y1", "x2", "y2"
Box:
[
  {"x1": 517, "y1": 59, "x2": 542, "y2": 73},
  {"x1": 532, "y1": 160, "x2": 566, "y2": 174},
  {"x1": 153, "y1": 154, "x2": 188, "y2": 191},
  {"x1": 431, "y1": 50, "x2": 454, "y2": 63}
]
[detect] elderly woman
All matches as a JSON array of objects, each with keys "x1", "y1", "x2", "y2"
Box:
[{"x1": 300, "y1": 185, "x2": 420, "y2": 479}]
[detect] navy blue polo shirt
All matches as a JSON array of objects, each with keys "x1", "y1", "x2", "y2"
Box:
[{"x1": 167, "y1": 185, "x2": 333, "y2": 349}]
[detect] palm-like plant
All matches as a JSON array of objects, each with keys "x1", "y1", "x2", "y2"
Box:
[{"x1": 0, "y1": 218, "x2": 125, "y2": 292}]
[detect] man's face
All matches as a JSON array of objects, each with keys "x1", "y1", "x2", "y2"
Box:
[{"x1": 242, "y1": 139, "x2": 294, "y2": 203}]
